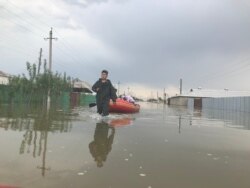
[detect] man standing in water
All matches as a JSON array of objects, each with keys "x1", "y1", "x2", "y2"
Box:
[{"x1": 92, "y1": 70, "x2": 117, "y2": 116}]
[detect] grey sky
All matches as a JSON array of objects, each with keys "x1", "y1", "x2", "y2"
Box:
[{"x1": 1, "y1": 0, "x2": 250, "y2": 97}]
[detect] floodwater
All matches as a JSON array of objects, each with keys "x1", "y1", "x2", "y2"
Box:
[{"x1": 1, "y1": 103, "x2": 250, "y2": 188}]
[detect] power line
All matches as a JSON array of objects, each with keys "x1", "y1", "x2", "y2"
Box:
[
  {"x1": 195, "y1": 55, "x2": 250, "y2": 86},
  {"x1": 5, "y1": 0, "x2": 90, "y2": 67},
  {"x1": 0, "y1": 13, "x2": 82, "y2": 74}
]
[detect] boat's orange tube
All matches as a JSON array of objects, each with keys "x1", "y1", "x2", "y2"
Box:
[{"x1": 109, "y1": 98, "x2": 140, "y2": 113}]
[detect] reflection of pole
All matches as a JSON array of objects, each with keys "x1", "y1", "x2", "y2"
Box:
[
  {"x1": 38, "y1": 132, "x2": 42, "y2": 156},
  {"x1": 37, "y1": 130, "x2": 50, "y2": 177},
  {"x1": 33, "y1": 130, "x2": 37, "y2": 158},
  {"x1": 163, "y1": 101, "x2": 166, "y2": 121},
  {"x1": 42, "y1": 131, "x2": 48, "y2": 176},
  {"x1": 37, "y1": 115, "x2": 50, "y2": 177},
  {"x1": 178, "y1": 115, "x2": 181, "y2": 134}
]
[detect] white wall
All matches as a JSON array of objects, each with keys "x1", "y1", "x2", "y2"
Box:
[
  {"x1": 170, "y1": 97, "x2": 188, "y2": 106},
  {"x1": 0, "y1": 76, "x2": 9, "y2": 85}
]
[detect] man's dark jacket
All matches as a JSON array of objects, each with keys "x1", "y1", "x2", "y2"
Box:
[
  {"x1": 92, "y1": 79, "x2": 117, "y2": 102},
  {"x1": 92, "y1": 79, "x2": 117, "y2": 115}
]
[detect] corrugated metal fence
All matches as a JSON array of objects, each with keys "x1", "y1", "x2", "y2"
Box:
[{"x1": 202, "y1": 97, "x2": 250, "y2": 112}]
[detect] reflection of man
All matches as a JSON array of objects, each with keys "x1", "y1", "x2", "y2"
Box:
[{"x1": 89, "y1": 121, "x2": 115, "y2": 167}]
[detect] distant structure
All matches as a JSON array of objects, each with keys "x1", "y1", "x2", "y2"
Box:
[
  {"x1": 0, "y1": 70, "x2": 11, "y2": 85},
  {"x1": 169, "y1": 88, "x2": 250, "y2": 108},
  {"x1": 72, "y1": 79, "x2": 94, "y2": 93},
  {"x1": 70, "y1": 79, "x2": 96, "y2": 107},
  {"x1": 184, "y1": 88, "x2": 250, "y2": 98}
]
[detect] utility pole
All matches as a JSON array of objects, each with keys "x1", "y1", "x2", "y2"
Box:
[
  {"x1": 163, "y1": 88, "x2": 166, "y2": 104},
  {"x1": 44, "y1": 28, "x2": 57, "y2": 71},
  {"x1": 117, "y1": 81, "x2": 120, "y2": 96},
  {"x1": 180, "y1": 78, "x2": 182, "y2": 95},
  {"x1": 44, "y1": 28, "x2": 57, "y2": 110},
  {"x1": 38, "y1": 48, "x2": 42, "y2": 75}
]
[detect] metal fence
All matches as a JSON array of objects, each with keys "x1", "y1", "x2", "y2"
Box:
[{"x1": 202, "y1": 97, "x2": 250, "y2": 112}]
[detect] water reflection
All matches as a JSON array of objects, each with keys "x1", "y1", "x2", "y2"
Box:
[
  {"x1": 168, "y1": 104, "x2": 250, "y2": 131},
  {"x1": 108, "y1": 117, "x2": 133, "y2": 127},
  {"x1": 0, "y1": 104, "x2": 74, "y2": 177},
  {"x1": 89, "y1": 121, "x2": 115, "y2": 168},
  {"x1": 178, "y1": 115, "x2": 181, "y2": 134},
  {"x1": 0, "y1": 105, "x2": 73, "y2": 132},
  {"x1": 1, "y1": 102, "x2": 250, "y2": 187},
  {"x1": 201, "y1": 108, "x2": 250, "y2": 129},
  {"x1": 36, "y1": 129, "x2": 50, "y2": 177}
]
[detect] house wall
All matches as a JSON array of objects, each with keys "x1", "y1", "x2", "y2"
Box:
[
  {"x1": 169, "y1": 96, "x2": 188, "y2": 106},
  {"x1": 170, "y1": 96, "x2": 203, "y2": 107},
  {"x1": 202, "y1": 97, "x2": 250, "y2": 112},
  {"x1": 0, "y1": 76, "x2": 9, "y2": 85}
]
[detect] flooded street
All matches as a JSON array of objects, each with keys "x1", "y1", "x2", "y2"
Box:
[{"x1": 1, "y1": 103, "x2": 250, "y2": 188}]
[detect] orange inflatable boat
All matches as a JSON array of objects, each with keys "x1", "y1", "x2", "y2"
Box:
[{"x1": 109, "y1": 98, "x2": 140, "y2": 113}]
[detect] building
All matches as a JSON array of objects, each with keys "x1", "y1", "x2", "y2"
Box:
[
  {"x1": 72, "y1": 80, "x2": 94, "y2": 93},
  {"x1": 0, "y1": 70, "x2": 11, "y2": 85},
  {"x1": 70, "y1": 79, "x2": 96, "y2": 106},
  {"x1": 169, "y1": 88, "x2": 250, "y2": 108}
]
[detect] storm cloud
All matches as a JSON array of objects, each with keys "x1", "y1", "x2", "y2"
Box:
[{"x1": 1, "y1": 0, "x2": 250, "y2": 97}]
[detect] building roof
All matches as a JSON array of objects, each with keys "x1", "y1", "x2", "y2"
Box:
[
  {"x1": 73, "y1": 80, "x2": 94, "y2": 93},
  {"x1": 180, "y1": 88, "x2": 250, "y2": 98},
  {"x1": 0, "y1": 70, "x2": 10, "y2": 77}
]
